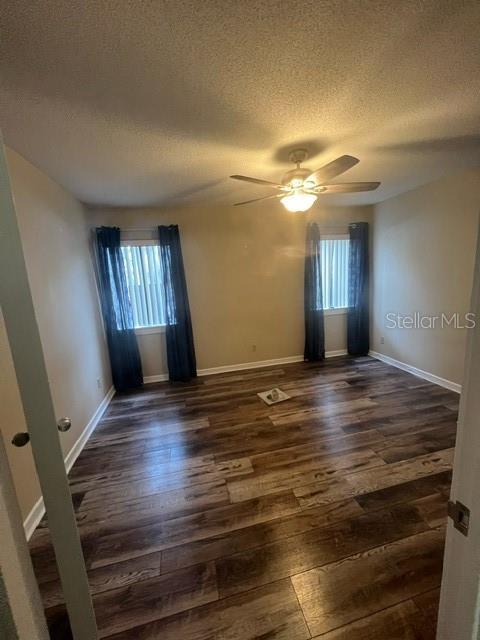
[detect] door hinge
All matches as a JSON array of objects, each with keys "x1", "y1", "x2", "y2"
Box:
[{"x1": 447, "y1": 500, "x2": 470, "y2": 536}]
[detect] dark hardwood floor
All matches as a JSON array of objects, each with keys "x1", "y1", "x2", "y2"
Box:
[{"x1": 29, "y1": 356, "x2": 458, "y2": 639}]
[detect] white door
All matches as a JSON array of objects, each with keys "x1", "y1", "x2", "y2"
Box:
[
  {"x1": 437, "y1": 220, "x2": 480, "y2": 639},
  {"x1": 0, "y1": 135, "x2": 98, "y2": 638},
  {"x1": 0, "y1": 432, "x2": 49, "y2": 640}
]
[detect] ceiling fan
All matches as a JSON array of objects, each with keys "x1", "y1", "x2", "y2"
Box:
[{"x1": 230, "y1": 150, "x2": 380, "y2": 212}]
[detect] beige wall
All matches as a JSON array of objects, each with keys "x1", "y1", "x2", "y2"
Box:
[
  {"x1": 89, "y1": 204, "x2": 372, "y2": 377},
  {"x1": 372, "y1": 169, "x2": 480, "y2": 386},
  {"x1": 0, "y1": 148, "x2": 111, "y2": 520}
]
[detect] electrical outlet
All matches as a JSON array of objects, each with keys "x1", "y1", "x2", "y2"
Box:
[
  {"x1": 380, "y1": 336, "x2": 385, "y2": 345},
  {"x1": 252, "y1": 344, "x2": 257, "y2": 352},
  {"x1": 96, "y1": 377, "x2": 102, "y2": 389}
]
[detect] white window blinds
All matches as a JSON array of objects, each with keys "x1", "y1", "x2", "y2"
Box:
[
  {"x1": 320, "y1": 238, "x2": 350, "y2": 310},
  {"x1": 120, "y1": 244, "x2": 166, "y2": 328}
]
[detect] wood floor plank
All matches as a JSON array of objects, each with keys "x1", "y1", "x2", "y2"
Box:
[
  {"x1": 70, "y1": 448, "x2": 175, "y2": 480},
  {"x1": 294, "y1": 449, "x2": 454, "y2": 508},
  {"x1": 271, "y1": 397, "x2": 378, "y2": 426},
  {"x1": 90, "y1": 417, "x2": 210, "y2": 441},
  {"x1": 101, "y1": 579, "x2": 310, "y2": 640},
  {"x1": 227, "y1": 447, "x2": 386, "y2": 502},
  {"x1": 78, "y1": 478, "x2": 229, "y2": 517},
  {"x1": 39, "y1": 552, "x2": 162, "y2": 609},
  {"x1": 311, "y1": 599, "x2": 435, "y2": 639},
  {"x1": 413, "y1": 588, "x2": 441, "y2": 636},
  {"x1": 248, "y1": 428, "x2": 386, "y2": 471},
  {"x1": 92, "y1": 562, "x2": 218, "y2": 638},
  {"x1": 342, "y1": 405, "x2": 456, "y2": 436},
  {"x1": 291, "y1": 527, "x2": 445, "y2": 636},
  {"x1": 412, "y1": 493, "x2": 448, "y2": 528},
  {"x1": 69, "y1": 453, "x2": 214, "y2": 487},
  {"x1": 355, "y1": 470, "x2": 452, "y2": 512},
  {"x1": 366, "y1": 409, "x2": 457, "y2": 439},
  {"x1": 215, "y1": 501, "x2": 430, "y2": 598},
  {"x1": 371, "y1": 423, "x2": 457, "y2": 463},
  {"x1": 162, "y1": 498, "x2": 362, "y2": 574},
  {"x1": 79, "y1": 457, "x2": 252, "y2": 508},
  {"x1": 88, "y1": 491, "x2": 301, "y2": 568}
]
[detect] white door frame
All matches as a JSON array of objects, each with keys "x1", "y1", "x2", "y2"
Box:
[
  {"x1": 437, "y1": 217, "x2": 480, "y2": 639},
  {"x1": 0, "y1": 434, "x2": 49, "y2": 640},
  {"x1": 0, "y1": 135, "x2": 98, "y2": 638}
]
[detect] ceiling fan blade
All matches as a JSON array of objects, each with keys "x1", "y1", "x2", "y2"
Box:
[
  {"x1": 316, "y1": 181, "x2": 380, "y2": 194},
  {"x1": 233, "y1": 194, "x2": 283, "y2": 206},
  {"x1": 307, "y1": 155, "x2": 359, "y2": 184},
  {"x1": 230, "y1": 174, "x2": 285, "y2": 189}
]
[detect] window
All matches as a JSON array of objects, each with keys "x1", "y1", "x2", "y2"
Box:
[
  {"x1": 320, "y1": 237, "x2": 350, "y2": 311},
  {"x1": 120, "y1": 242, "x2": 166, "y2": 329}
]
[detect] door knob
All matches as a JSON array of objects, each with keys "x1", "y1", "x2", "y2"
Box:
[
  {"x1": 57, "y1": 417, "x2": 72, "y2": 432},
  {"x1": 12, "y1": 432, "x2": 30, "y2": 447}
]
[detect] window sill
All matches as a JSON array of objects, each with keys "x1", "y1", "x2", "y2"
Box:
[
  {"x1": 323, "y1": 308, "x2": 348, "y2": 316},
  {"x1": 134, "y1": 325, "x2": 166, "y2": 335}
]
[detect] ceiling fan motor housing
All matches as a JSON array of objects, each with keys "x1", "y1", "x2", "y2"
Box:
[
  {"x1": 282, "y1": 167, "x2": 313, "y2": 188},
  {"x1": 288, "y1": 148, "x2": 308, "y2": 165}
]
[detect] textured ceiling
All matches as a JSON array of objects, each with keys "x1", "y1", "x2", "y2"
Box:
[{"x1": 1, "y1": 0, "x2": 480, "y2": 207}]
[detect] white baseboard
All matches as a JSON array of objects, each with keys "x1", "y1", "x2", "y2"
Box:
[
  {"x1": 63, "y1": 386, "x2": 115, "y2": 472},
  {"x1": 325, "y1": 349, "x2": 348, "y2": 358},
  {"x1": 144, "y1": 350, "x2": 349, "y2": 383},
  {"x1": 143, "y1": 373, "x2": 169, "y2": 383},
  {"x1": 369, "y1": 350, "x2": 461, "y2": 394},
  {"x1": 23, "y1": 495, "x2": 47, "y2": 541},
  {"x1": 197, "y1": 355, "x2": 304, "y2": 377},
  {"x1": 23, "y1": 385, "x2": 115, "y2": 539}
]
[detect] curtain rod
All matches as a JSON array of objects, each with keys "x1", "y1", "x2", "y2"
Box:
[{"x1": 118, "y1": 223, "x2": 358, "y2": 232}]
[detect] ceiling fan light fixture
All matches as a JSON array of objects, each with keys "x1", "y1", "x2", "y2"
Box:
[
  {"x1": 290, "y1": 177, "x2": 304, "y2": 188},
  {"x1": 281, "y1": 191, "x2": 317, "y2": 212},
  {"x1": 231, "y1": 153, "x2": 379, "y2": 208}
]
